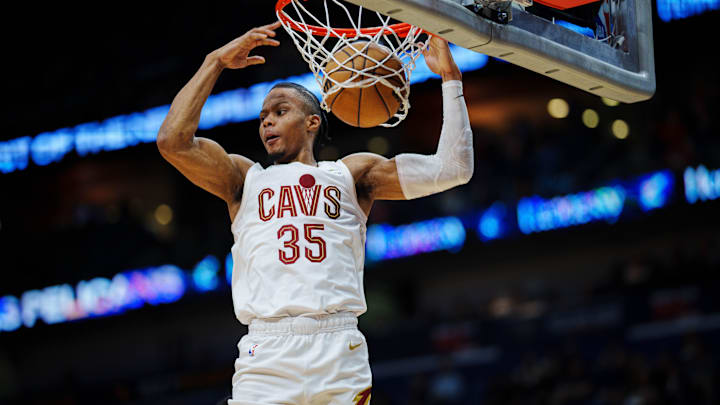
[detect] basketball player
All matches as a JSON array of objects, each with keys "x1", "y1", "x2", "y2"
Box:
[{"x1": 157, "y1": 21, "x2": 473, "y2": 405}]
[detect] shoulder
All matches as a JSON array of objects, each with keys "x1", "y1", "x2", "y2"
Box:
[
  {"x1": 226, "y1": 154, "x2": 256, "y2": 203},
  {"x1": 229, "y1": 154, "x2": 256, "y2": 177},
  {"x1": 341, "y1": 152, "x2": 391, "y2": 182}
]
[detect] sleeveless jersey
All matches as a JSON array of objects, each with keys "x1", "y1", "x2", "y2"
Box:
[{"x1": 230, "y1": 160, "x2": 368, "y2": 325}]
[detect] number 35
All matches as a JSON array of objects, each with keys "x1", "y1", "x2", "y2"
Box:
[{"x1": 277, "y1": 224, "x2": 326, "y2": 264}]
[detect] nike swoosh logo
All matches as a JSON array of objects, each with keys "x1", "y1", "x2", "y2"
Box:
[{"x1": 349, "y1": 342, "x2": 362, "y2": 351}]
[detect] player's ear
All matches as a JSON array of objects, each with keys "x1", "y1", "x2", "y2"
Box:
[{"x1": 306, "y1": 114, "x2": 321, "y2": 135}]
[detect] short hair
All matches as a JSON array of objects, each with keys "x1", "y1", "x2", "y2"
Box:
[{"x1": 270, "y1": 82, "x2": 330, "y2": 150}]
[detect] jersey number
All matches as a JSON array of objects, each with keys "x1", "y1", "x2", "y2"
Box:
[{"x1": 277, "y1": 224, "x2": 327, "y2": 264}]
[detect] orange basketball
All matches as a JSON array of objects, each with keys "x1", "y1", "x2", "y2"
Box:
[{"x1": 323, "y1": 41, "x2": 406, "y2": 128}]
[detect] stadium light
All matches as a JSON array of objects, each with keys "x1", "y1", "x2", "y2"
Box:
[
  {"x1": 656, "y1": 0, "x2": 720, "y2": 22},
  {"x1": 684, "y1": 165, "x2": 720, "y2": 203},
  {"x1": 477, "y1": 202, "x2": 508, "y2": 241},
  {"x1": 612, "y1": 119, "x2": 629, "y2": 139},
  {"x1": 601, "y1": 97, "x2": 620, "y2": 107},
  {"x1": 154, "y1": 204, "x2": 173, "y2": 225},
  {"x1": 192, "y1": 256, "x2": 221, "y2": 292},
  {"x1": 638, "y1": 171, "x2": 674, "y2": 211},
  {"x1": 547, "y1": 98, "x2": 569, "y2": 119},
  {"x1": 582, "y1": 109, "x2": 600, "y2": 128}
]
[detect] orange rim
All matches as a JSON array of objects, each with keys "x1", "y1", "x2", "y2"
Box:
[{"x1": 276, "y1": 0, "x2": 416, "y2": 38}]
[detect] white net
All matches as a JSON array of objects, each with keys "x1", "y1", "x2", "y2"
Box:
[{"x1": 277, "y1": 0, "x2": 428, "y2": 127}]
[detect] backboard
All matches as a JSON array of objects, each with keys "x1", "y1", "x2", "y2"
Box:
[{"x1": 344, "y1": 0, "x2": 655, "y2": 103}]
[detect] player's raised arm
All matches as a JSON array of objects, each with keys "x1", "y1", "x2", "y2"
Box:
[
  {"x1": 157, "y1": 22, "x2": 281, "y2": 205},
  {"x1": 343, "y1": 36, "x2": 473, "y2": 210}
]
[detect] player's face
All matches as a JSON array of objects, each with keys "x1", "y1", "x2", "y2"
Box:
[{"x1": 259, "y1": 88, "x2": 313, "y2": 163}]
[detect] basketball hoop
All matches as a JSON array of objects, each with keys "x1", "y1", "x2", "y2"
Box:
[{"x1": 276, "y1": 0, "x2": 429, "y2": 127}]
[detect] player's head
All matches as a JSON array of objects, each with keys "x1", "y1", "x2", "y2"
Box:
[{"x1": 260, "y1": 82, "x2": 330, "y2": 163}]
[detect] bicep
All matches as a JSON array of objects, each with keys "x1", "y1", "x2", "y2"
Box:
[
  {"x1": 344, "y1": 153, "x2": 406, "y2": 202},
  {"x1": 158, "y1": 136, "x2": 250, "y2": 202},
  {"x1": 365, "y1": 157, "x2": 407, "y2": 200}
]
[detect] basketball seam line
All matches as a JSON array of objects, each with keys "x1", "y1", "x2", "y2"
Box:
[
  {"x1": 373, "y1": 75, "x2": 392, "y2": 121},
  {"x1": 357, "y1": 50, "x2": 368, "y2": 127},
  {"x1": 328, "y1": 48, "x2": 353, "y2": 112}
]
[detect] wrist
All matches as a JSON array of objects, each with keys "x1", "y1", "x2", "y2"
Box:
[
  {"x1": 440, "y1": 68, "x2": 462, "y2": 82},
  {"x1": 205, "y1": 51, "x2": 225, "y2": 71}
]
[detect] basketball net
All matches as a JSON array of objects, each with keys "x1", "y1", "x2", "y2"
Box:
[{"x1": 276, "y1": 0, "x2": 428, "y2": 127}]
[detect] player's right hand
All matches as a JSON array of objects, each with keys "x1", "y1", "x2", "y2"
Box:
[
  {"x1": 419, "y1": 36, "x2": 461, "y2": 82},
  {"x1": 215, "y1": 21, "x2": 282, "y2": 69}
]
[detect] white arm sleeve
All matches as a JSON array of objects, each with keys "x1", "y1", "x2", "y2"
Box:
[{"x1": 395, "y1": 80, "x2": 474, "y2": 199}]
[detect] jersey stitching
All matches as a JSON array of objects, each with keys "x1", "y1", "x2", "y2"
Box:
[
  {"x1": 231, "y1": 162, "x2": 261, "y2": 231},
  {"x1": 334, "y1": 160, "x2": 368, "y2": 223}
]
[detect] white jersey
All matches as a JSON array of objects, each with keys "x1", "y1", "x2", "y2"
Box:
[{"x1": 230, "y1": 160, "x2": 368, "y2": 325}]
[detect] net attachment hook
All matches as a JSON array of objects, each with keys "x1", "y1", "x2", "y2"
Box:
[{"x1": 462, "y1": 0, "x2": 532, "y2": 24}]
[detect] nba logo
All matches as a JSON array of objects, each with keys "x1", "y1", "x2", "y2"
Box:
[{"x1": 249, "y1": 344, "x2": 258, "y2": 356}]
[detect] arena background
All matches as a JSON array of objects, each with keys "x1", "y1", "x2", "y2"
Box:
[{"x1": 1, "y1": 2, "x2": 719, "y2": 404}]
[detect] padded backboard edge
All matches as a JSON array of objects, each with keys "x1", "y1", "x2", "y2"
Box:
[{"x1": 346, "y1": 0, "x2": 655, "y2": 102}]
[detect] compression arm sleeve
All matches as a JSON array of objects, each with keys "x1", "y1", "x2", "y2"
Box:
[{"x1": 395, "y1": 80, "x2": 474, "y2": 199}]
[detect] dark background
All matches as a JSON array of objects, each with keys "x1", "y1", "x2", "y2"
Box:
[{"x1": 1, "y1": 2, "x2": 719, "y2": 404}]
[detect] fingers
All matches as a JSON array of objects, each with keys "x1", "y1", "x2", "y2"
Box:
[
  {"x1": 254, "y1": 28, "x2": 278, "y2": 37},
  {"x1": 241, "y1": 21, "x2": 282, "y2": 48},
  {"x1": 430, "y1": 35, "x2": 450, "y2": 48},
  {"x1": 248, "y1": 32, "x2": 280, "y2": 47},
  {"x1": 246, "y1": 55, "x2": 266, "y2": 66},
  {"x1": 415, "y1": 41, "x2": 428, "y2": 55},
  {"x1": 258, "y1": 21, "x2": 282, "y2": 31},
  {"x1": 248, "y1": 22, "x2": 282, "y2": 42}
]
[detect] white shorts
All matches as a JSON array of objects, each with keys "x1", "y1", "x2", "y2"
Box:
[{"x1": 229, "y1": 313, "x2": 372, "y2": 405}]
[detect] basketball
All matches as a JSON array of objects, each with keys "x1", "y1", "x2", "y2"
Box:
[{"x1": 323, "y1": 41, "x2": 406, "y2": 128}]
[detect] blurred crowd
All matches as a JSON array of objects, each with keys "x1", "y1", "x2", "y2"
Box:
[
  {"x1": 365, "y1": 236, "x2": 720, "y2": 405},
  {"x1": 483, "y1": 334, "x2": 716, "y2": 405},
  {"x1": 443, "y1": 69, "x2": 718, "y2": 218},
  {"x1": 378, "y1": 333, "x2": 717, "y2": 405}
]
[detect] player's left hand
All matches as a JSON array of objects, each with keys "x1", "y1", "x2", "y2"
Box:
[
  {"x1": 419, "y1": 35, "x2": 462, "y2": 81},
  {"x1": 215, "y1": 21, "x2": 282, "y2": 69}
]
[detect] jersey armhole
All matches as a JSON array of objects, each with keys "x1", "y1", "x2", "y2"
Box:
[
  {"x1": 335, "y1": 159, "x2": 368, "y2": 224},
  {"x1": 231, "y1": 162, "x2": 262, "y2": 230}
]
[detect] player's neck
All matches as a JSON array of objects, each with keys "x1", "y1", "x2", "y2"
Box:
[{"x1": 274, "y1": 148, "x2": 317, "y2": 167}]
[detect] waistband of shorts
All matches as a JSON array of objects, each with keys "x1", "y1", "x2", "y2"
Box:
[{"x1": 248, "y1": 312, "x2": 358, "y2": 336}]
